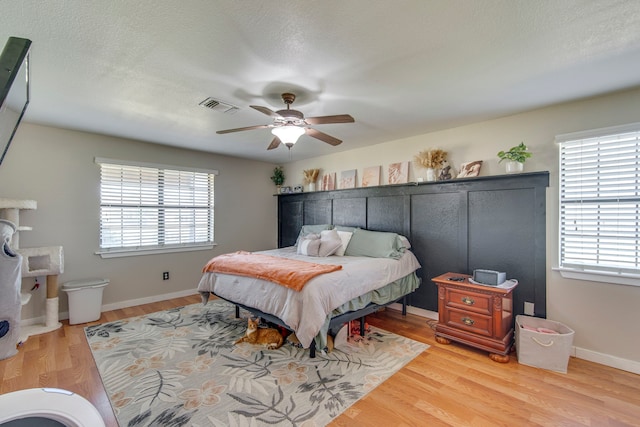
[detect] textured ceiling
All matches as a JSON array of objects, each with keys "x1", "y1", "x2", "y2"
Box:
[{"x1": 2, "y1": 1, "x2": 640, "y2": 163}]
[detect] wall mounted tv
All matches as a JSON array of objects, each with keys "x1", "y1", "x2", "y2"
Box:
[{"x1": 0, "y1": 36, "x2": 31, "y2": 166}]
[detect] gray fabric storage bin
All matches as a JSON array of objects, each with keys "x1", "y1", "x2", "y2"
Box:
[{"x1": 515, "y1": 315, "x2": 575, "y2": 373}]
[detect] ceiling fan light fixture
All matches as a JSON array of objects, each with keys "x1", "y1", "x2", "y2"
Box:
[
  {"x1": 217, "y1": 92, "x2": 354, "y2": 151},
  {"x1": 271, "y1": 125, "x2": 305, "y2": 147}
]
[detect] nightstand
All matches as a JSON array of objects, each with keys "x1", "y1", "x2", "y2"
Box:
[{"x1": 432, "y1": 272, "x2": 518, "y2": 363}]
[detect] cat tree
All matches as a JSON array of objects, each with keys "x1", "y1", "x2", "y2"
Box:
[
  {"x1": 0, "y1": 198, "x2": 64, "y2": 342},
  {"x1": 0, "y1": 219, "x2": 20, "y2": 360}
]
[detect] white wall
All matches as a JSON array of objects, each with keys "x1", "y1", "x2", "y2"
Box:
[
  {"x1": 0, "y1": 123, "x2": 278, "y2": 320},
  {"x1": 285, "y1": 87, "x2": 640, "y2": 371}
]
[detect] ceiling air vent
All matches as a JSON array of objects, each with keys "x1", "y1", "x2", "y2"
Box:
[{"x1": 199, "y1": 97, "x2": 239, "y2": 114}]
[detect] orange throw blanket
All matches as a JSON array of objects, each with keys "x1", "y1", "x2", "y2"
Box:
[{"x1": 202, "y1": 251, "x2": 342, "y2": 292}]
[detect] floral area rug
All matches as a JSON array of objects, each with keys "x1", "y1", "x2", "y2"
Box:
[{"x1": 85, "y1": 300, "x2": 428, "y2": 426}]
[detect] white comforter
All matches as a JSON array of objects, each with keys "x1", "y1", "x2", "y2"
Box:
[{"x1": 197, "y1": 247, "x2": 421, "y2": 348}]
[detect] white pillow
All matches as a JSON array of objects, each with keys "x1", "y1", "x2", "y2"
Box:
[
  {"x1": 334, "y1": 231, "x2": 353, "y2": 256},
  {"x1": 297, "y1": 233, "x2": 321, "y2": 256},
  {"x1": 318, "y1": 229, "x2": 343, "y2": 257}
]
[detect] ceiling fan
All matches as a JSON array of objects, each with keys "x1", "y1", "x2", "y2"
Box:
[{"x1": 216, "y1": 93, "x2": 355, "y2": 150}]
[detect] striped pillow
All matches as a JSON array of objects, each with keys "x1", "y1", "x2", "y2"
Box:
[{"x1": 297, "y1": 233, "x2": 321, "y2": 256}]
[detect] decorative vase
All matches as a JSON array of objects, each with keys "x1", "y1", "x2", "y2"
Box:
[
  {"x1": 425, "y1": 168, "x2": 437, "y2": 182},
  {"x1": 505, "y1": 161, "x2": 524, "y2": 174},
  {"x1": 308, "y1": 182, "x2": 316, "y2": 192}
]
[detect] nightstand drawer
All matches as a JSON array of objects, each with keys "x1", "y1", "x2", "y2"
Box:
[
  {"x1": 446, "y1": 288, "x2": 492, "y2": 315},
  {"x1": 443, "y1": 307, "x2": 493, "y2": 337}
]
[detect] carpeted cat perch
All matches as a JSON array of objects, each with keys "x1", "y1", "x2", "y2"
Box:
[{"x1": 0, "y1": 198, "x2": 64, "y2": 347}]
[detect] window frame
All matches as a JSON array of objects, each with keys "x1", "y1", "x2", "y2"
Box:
[
  {"x1": 555, "y1": 122, "x2": 640, "y2": 287},
  {"x1": 95, "y1": 157, "x2": 217, "y2": 258}
]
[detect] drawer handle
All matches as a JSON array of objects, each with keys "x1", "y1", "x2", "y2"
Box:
[
  {"x1": 461, "y1": 296, "x2": 474, "y2": 305},
  {"x1": 462, "y1": 317, "x2": 475, "y2": 326}
]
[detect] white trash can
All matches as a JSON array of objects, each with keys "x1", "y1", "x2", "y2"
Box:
[{"x1": 62, "y1": 279, "x2": 109, "y2": 325}]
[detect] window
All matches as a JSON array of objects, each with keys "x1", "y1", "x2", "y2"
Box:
[
  {"x1": 96, "y1": 158, "x2": 216, "y2": 258},
  {"x1": 557, "y1": 123, "x2": 640, "y2": 286}
]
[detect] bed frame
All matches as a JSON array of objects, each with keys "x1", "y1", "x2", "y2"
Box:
[
  {"x1": 223, "y1": 294, "x2": 410, "y2": 358},
  {"x1": 201, "y1": 241, "x2": 420, "y2": 358}
]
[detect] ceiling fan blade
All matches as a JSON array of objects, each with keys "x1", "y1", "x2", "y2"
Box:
[
  {"x1": 267, "y1": 137, "x2": 281, "y2": 150},
  {"x1": 251, "y1": 105, "x2": 282, "y2": 118},
  {"x1": 216, "y1": 124, "x2": 271, "y2": 134},
  {"x1": 305, "y1": 114, "x2": 355, "y2": 125},
  {"x1": 306, "y1": 128, "x2": 342, "y2": 146}
]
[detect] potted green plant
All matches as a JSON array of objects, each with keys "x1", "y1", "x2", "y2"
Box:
[
  {"x1": 497, "y1": 142, "x2": 531, "y2": 173},
  {"x1": 270, "y1": 166, "x2": 285, "y2": 191}
]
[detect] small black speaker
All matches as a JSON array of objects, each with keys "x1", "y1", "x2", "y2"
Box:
[{"x1": 473, "y1": 269, "x2": 506, "y2": 286}]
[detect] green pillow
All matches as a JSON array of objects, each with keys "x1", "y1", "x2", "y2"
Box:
[
  {"x1": 334, "y1": 225, "x2": 359, "y2": 233},
  {"x1": 344, "y1": 228, "x2": 404, "y2": 259},
  {"x1": 301, "y1": 224, "x2": 333, "y2": 233}
]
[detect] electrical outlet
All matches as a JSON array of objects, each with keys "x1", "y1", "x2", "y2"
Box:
[
  {"x1": 162, "y1": 272, "x2": 169, "y2": 280},
  {"x1": 524, "y1": 301, "x2": 535, "y2": 316}
]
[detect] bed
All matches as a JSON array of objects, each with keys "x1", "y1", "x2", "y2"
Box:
[{"x1": 197, "y1": 227, "x2": 422, "y2": 357}]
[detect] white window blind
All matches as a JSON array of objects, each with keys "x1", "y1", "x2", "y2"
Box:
[
  {"x1": 97, "y1": 158, "x2": 216, "y2": 255},
  {"x1": 558, "y1": 124, "x2": 640, "y2": 277}
]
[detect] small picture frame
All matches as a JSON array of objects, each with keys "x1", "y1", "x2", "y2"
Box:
[
  {"x1": 388, "y1": 161, "x2": 409, "y2": 184},
  {"x1": 340, "y1": 169, "x2": 357, "y2": 189},
  {"x1": 279, "y1": 186, "x2": 291, "y2": 194},
  {"x1": 457, "y1": 161, "x2": 483, "y2": 178},
  {"x1": 293, "y1": 185, "x2": 304, "y2": 193},
  {"x1": 362, "y1": 165, "x2": 381, "y2": 187},
  {"x1": 321, "y1": 173, "x2": 336, "y2": 191}
]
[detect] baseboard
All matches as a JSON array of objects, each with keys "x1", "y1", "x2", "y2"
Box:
[
  {"x1": 573, "y1": 346, "x2": 640, "y2": 375},
  {"x1": 388, "y1": 302, "x2": 438, "y2": 320},
  {"x1": 387, "y1": 304, "x2": 640, "y2": 375},
  {"x1": 100, "y1": 289, "x2": 199, "y2": 313},
  {"x1": 20, "y1": 289, "x2": 199, "y2": 326}
]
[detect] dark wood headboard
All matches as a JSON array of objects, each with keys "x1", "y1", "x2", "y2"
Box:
[{"x1": 278, "y1": 172, "x2": 549, "y2": 318}]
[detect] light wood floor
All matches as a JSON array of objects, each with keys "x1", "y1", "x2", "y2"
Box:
[{"x1": 1, "y1": 295, "x2": 638, "y2": 426}]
